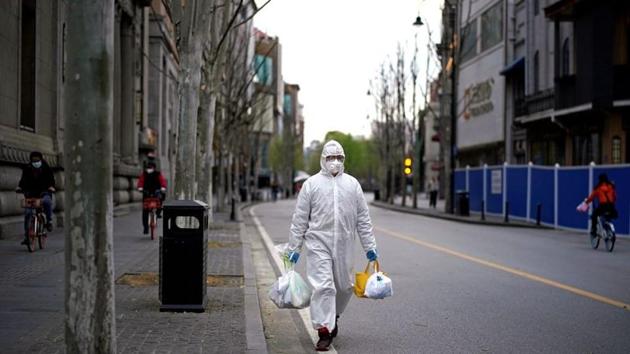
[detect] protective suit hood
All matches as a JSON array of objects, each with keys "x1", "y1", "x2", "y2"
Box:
[{"x1": 320, "y1": 140, "x2": 345, "y2": 176}]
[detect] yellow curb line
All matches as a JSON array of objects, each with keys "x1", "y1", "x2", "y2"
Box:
[{"x1": 375, "y1": 225, "x2": 630, "y2": 312}]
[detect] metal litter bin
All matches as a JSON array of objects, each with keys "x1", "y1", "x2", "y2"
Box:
[
  {"x1": 456, "y1": 190, "x2": 470, "y2": 216},
  {"x1": 159, "y1": 200, "x2": 208, "y2": 312}
]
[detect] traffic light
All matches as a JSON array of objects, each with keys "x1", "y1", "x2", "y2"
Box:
[{"x1": 404, "y1": 157, "x2": 412, "y2": 176}]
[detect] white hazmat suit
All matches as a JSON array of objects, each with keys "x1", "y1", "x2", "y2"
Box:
[{"x1": 288, "y1": 140, "x2": 377, "y2": 332}]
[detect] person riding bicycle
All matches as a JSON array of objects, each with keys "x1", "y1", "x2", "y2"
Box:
[
  {"x1": 137, "y1": 161, "x2": 167, "y2": 234},
  {"x1": 15, "y1": 151, "x2": 56, "y2": 244},
  {"x1": 584, "y1": 173, "x2": 617, "y2": 236}
]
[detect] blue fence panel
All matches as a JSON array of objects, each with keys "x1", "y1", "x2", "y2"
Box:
[
  {"x1": 530, "y1": 167, "x2": 555, "y2": 225},
  {"x1": 486, "y1": 167, "x2": 503, "y2": 214},
  {"x1": 469, "y1": 169, "x2": 483, "y2": 212},
  {"x1": 506, "y1": 167, "x2": 528, "y2": 218},
  {"x1": 594, "y1": 167, "x2": 630, "y2": 235},
  {"x1": 454, "y1": 170, "x2": 466, "y2": 192},
  {"x1": 557, "y1": 168, "x2": 589, "y2": 230}
]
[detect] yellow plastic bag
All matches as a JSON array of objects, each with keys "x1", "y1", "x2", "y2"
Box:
[{"x1": 354, "y1": 261, "x2": 379, "y2": 298}]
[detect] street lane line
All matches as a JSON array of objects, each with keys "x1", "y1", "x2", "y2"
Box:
[
  {"x1": 375, "y1": 225, "x2": 630, "y2": 312},
  {"x1": 249, "y1": 206, "x2": 338, "y2": 353}
]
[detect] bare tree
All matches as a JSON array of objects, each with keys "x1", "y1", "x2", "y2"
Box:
[
  {"x1": 172, "y1": 0, "x2": 215, "y2": 200},
  {"x1": 63, "y1": 1, "x2": 115, "y2": 352}
]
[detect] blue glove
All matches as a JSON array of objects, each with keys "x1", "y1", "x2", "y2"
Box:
[
  {"x1": 288, "y1": 251, "x2": 300, "y2": 264},
  {"x1": 366, "y1": 249, "x2": 378, "y2": 261}
]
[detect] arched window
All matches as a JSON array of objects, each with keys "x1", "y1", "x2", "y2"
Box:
[
  {"x1": 612, "y1": 136, "x2": 622, "y2": 164},
  {"x1": 533, "y1": 51, "x2": 540, "y2": 93},
  {"x1": 562, "y1": 38, "x2": 570, "y2": 77}
]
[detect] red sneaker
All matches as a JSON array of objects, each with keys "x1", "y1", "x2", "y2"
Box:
[{"x1": 316, "y1": 328, "x2": 333, "y2": 351}]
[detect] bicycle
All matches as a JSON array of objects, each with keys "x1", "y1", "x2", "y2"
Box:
[
  {"x1": 590, "y1": 213, "x2": 616, "y2": 252},
  {"x1": 143, "y1": 194, "x2": 161, "y2": 240},
  {"x1": 22, "y1": 198, "x2": 47, "y2": 252}
]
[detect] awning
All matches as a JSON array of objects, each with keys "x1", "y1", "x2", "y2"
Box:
[{"x1": 500, "y1": 57, "x2": 524, "y2": 76}]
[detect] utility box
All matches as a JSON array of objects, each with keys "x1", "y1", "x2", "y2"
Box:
[
  {"x1": 159, "y1": 200, "x2": 208, "y2": 312},
  {"x1": 456, "y1": 191, "x2": 470, "y2": 217}
]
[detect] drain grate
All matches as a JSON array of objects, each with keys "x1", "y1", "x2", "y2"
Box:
[{"x1": 116, "y1": 272, "x2": 243, "y2": 288}]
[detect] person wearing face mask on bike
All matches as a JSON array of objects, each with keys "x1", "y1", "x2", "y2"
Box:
[
  {"x1": 15, "y1": 151, "x2": 56, "y2": 245},
  {"x1": 286, "y1": 140, "x2": 378, "y2": 351},
  {"x1": 137, "y1": 161, "x2": 167, "y2": 234}
]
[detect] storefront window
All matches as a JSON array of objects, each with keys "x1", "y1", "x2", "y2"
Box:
[
  {"x1": 531, "y1": 139, "x2": 564, "y2": 165},
  {"x1": 481, "y1": 2, "x2": 503, "y2": 52}
]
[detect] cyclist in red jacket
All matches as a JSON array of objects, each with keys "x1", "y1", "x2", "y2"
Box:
[
  {"x1": 137, "y1": 161, "x2": 167, "y2": 234},
  {"x1": 584, "y1": 173, "x2": 617, "y2": 236}
]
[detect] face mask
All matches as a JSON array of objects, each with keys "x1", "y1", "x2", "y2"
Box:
[
  {"x1": 325, "y1": 160, "x2": 342, "y2": 175},
  {"x1": 32, "y1": 161, "x2": 42, "y2": 168},
  {"x1": 146, "y1": 168, "x2": 155, "y2": 174}
]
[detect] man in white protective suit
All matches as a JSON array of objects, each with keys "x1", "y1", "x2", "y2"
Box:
[{"x1": 286, "y1": 140, "x2": 378, "y2": 351}]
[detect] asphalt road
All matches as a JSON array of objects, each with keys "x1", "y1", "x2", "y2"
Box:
[{"x1": 250, "y1": 196, "x2": 630, "y2": 353}]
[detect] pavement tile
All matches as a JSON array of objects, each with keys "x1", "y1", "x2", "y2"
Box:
[{"x1": 0, "y1": 210, "x2": 250, "y2": 353}]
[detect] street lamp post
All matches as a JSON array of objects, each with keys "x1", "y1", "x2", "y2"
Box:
[{"x1": 414, "y1": 0, "x2": 458, "y2": 214}]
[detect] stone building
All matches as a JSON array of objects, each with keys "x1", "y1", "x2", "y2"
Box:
[{"x1": 0, "y1": 0, "x2": 179, "y2": 239}]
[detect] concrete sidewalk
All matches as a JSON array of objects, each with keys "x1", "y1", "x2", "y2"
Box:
[
  {"x1": 372, "y1": 196, "x2": 548, "y2": 229},
  {"x1": 0, "y1": 208, "x2": 267, "y2": 353}
]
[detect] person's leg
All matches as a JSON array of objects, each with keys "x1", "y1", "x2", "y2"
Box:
[
  {"x1": 142, "y1": 208, "x2": 149, "y2": 233},
  {"x1": 591, "y1": 206, "x2": 601, "y2": 235},
  {"x1": 306, "y1": 247, "x2": 337, "y2": 333},
  {"x1": 22, "y1": 209, "x2": 33, "y2": 244},
  {"x1": 42, "y1": 194, "x2": 53, "y2": 227}
]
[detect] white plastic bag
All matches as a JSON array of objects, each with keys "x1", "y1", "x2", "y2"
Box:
[
  {"x1": 268, "y1": 269, "x2": 312, "y2": 309},
  {"x1": 576, "y1": 201, "x2": 589, "y2": 213},
  {"x1": 364, "y1": 271, "x2": 393, "y2": 299}
]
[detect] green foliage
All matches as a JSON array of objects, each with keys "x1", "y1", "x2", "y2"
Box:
[
  {"x1": 269, "y1": 135, "x2": 283, "y2": 173},
  {"x1": 294, "y1": 142, "x2": 304, "y2": 171},
  {"x1": 321, "y1": 131, "x2": 377, "y2": 183}
]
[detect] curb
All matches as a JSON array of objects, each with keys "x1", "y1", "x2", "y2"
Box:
[
  {"x1": 239, "y1": 203, "x2": 269, "y2": 354},
  {"x1": 370, "y1": 201, "x2": 549, "y2": 229}
]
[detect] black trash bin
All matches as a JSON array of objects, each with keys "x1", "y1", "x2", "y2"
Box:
[
  {"x1": 160, "y1": 200, "x2": 208, "y2": 312},
  {"x1": 456, "y1": 190, "x2": 470, "y2": 216}
]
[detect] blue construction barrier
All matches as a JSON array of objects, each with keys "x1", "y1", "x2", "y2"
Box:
[
  {"x1": 455, "y1": 164, "x2": 630, "y2": 236},
  {"x1": 485, "y1": 166, "x2": 503, "y2": 214},
  {"x1": 506, "y1": 167, "x2": 527, "y2": 219},
  {"x1": 469, "y1": 169, "x2": 483, "y2": 212}
]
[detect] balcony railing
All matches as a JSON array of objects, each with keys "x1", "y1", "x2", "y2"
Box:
[{"x1": 515, "y1": 89, "x2": 554, "y2": 118}]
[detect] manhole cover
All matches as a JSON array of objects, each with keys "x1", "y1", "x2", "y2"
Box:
[{"x1": 116, "y1": 272, "x2": 243, "y2": 288}]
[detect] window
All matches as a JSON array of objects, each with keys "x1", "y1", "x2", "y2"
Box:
[
  {"x1": 20, "y1": 0, "x2": 37, "y2": 131},
  {"x1": 461, "y1": 20, "x2": 478, "y2": 63},
  {"x1": 254, "y1": 55, "x2": 273, "y2": 86},
  {"x1": 481, "y1": 2, "x2": 503, "y2": 51},
  {"x1": 612, "y1": 136, "x2": 622, "y2": 164},
  {"x1": 283, "y1": 94, "x2": 292, "y2": 116},
  {"x1": 533, "y1": 51, "x2": 540, "y2": 93},
  {"x1": 531, "y1": 139, "x2": 564, "y2": 165},
  {"x1": 573, "y1": 133, "x2": 601, "y2": 165},
  {"x1": 534, "y1": 0, "x2": 540, "y2": 16},
  {"x1": 562, "y1": 38, "x2": 570, "y2": 77}
]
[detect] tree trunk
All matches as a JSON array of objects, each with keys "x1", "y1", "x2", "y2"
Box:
[
  {"x1": 64, "y1": 1, "x2": 115, "y2": 352},
  {"x1": 196, "y1": 86, "x2": 216, "y2": 212},
  {"x1": 173, "y1": 0, "x2": 213, "y2": 200}
]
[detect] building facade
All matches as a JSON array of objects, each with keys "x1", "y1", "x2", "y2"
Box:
[
  {"x1": 253, "y1": 28, "x2": 283, "y2": 188},
  {"x1": 456, "y1": 0, "x2": 507, "y2": 167},
  {"x1": 0, "y1": 0, "x2": 177, "y2": 239},
  {"x1": 506, "y1": 0, "x2": 630, "y2": 166}
]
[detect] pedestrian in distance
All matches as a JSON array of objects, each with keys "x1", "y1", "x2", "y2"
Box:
[
  {"x1": 286, "y1": 140, "x2": 378, "y2": 351},
  {"x1": 137, "y1": 161, "x2": 167, "y2": 234},
  {"x1": 429, "y1": 177, "x2": 439, "y2": 209},
  {"x1": 583, "y1": 173, "x2": 617, "y2": 236},
  {"x1": 15, "y1": 151, "x2": 56, "y2": 244}
]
